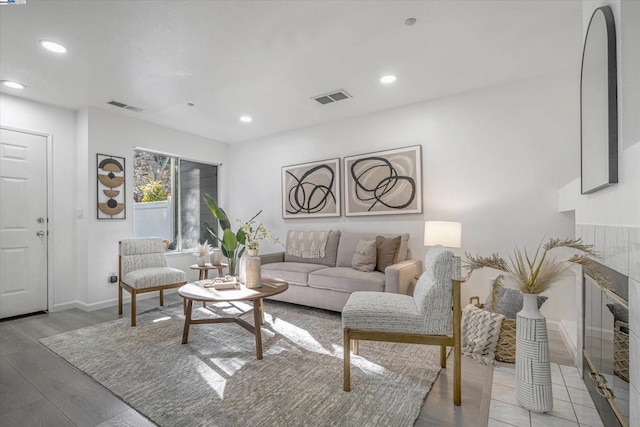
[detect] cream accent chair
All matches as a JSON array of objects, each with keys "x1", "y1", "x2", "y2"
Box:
[
  {"x1": 118, "y1": 238, "x2": 187, "y2": 326},
  {"x1": 342, "y1": 246, "x2": 463, "y2": 405}
]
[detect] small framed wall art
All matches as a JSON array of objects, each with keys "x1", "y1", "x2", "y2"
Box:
[
  {"x1": 344, "y1": 145, "x2": 422, "y2": 216},
  {"x1": 282, "y1": 158, "x2": 340, "y2": 218},
  {"x1": 97, "y1": 153, "x2": 126, "y2": 219}
]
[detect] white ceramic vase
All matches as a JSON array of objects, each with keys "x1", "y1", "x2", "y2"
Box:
[
  {"x1": 515, "y1": 292, "x2": 553, "y2": 413},
  {"x1": 197, "y1": 255, "x2": 206, "y2": 267},
  {"x1": 210, "y1": 248, "x2": 222, "y2": 266},
  {"x1": 245, "y1": 256, "x2": 261, "y2": 288},
  {"x1": 246, "y1": 248, "x2": 258, "y2": 257}
]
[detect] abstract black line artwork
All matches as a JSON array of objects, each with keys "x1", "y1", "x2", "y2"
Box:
[
  {"x1": 344, "y1": 146, "x2": 422, "y2": 216},
  {"x1": 97, "y1": 153, "x2": 126, "y2": 219},
  {"x1": 282, "y1": 158, "x2": 340, "y2": 218}
]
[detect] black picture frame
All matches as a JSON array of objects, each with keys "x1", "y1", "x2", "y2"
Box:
[
  {"x1": 97, "y1": 153, "x2": 126, "y2": 219},
  {"x1": 343, "y1": 145, "x2": 422, "y2": 216},
  {"x1": 580, "y1": 6, "x2": 618, "y2": 194},
  {"x1": 281, "y1": 158, "x2": 341, "y2": 219}
]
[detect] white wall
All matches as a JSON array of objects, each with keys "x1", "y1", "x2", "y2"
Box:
[
  {"x1": 562, "y1": 0, "x2": 640, "y2": 226},
  {"x1": 80, "y1": 107, "x2": 230, "y2": 309},
  {"x1": 0, "y1": 94, "x2": 79, "y2": 311},
  {"x1": 561, "y1": 2, "x2": 640, "y2": 424},
  {"x1": 229, "y1": 70, "x2": 580, "y2": 323},
  {"x1": 0, "y1": 97, "x2": 231, "y2": 311}
]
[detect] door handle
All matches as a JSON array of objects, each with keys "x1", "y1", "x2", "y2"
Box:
[{"x1": 36, "y1": 231, "x2": 45, "y2": 237}]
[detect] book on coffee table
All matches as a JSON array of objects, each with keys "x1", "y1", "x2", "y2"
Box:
[{"x1": 202, "y1": 277, "x2": 240, "y2": 290}]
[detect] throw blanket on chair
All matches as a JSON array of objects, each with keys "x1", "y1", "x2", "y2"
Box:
[
  {"x1": 286, "y1": 230, "x2": 329, "y2": 259},
  {"x1": 461, "y1": 304, "x2": 505, "y2": 365}
]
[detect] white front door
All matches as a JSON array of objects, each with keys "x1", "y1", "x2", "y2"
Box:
[{"x1": 0, "y1": 128, "x2": 48, "y2": 318}]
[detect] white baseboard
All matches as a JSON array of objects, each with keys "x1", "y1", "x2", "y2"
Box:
[
  {"x1": 51, "y1": 289, "x2": 178, "y2": 313},
  {"x1": 546, "y1": 319, "x2": 560, "y2": 332},
  {"x1": 50, "y1": 300, "x2": 84, "y2": 312},
  {"x1": 558, "y1": 320, "x2": 578, "y2": 361}
]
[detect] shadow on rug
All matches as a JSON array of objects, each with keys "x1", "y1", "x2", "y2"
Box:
[{"x1": 41, "y1": 301, "x2": 443, "y2": 427}]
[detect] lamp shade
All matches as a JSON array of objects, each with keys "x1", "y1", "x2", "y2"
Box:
[{"x1": 424, "y1": 221, "x2": 462, "y2": 248}]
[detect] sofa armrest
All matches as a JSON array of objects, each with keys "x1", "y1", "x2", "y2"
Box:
[
  {"x1": 385, "y1": 259, "x2": 423, "y2": 295},
  {"x1": 259, "y1": 251, "x2": 285, "y2": 265}
]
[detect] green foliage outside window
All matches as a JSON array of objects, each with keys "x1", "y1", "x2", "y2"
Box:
[{"x1": 140, "y1": 180, "x2": 169, "y2": 202}]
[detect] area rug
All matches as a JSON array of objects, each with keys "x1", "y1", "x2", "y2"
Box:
[{"x1": 40, "y1": 301, "x2": 443, "y2": 426}]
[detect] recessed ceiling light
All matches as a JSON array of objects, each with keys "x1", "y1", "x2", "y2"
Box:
[
  {"x1": 240, "y1": 115, "x2": 253, "y2": 123},
  {"x1": 405, "y1": 18, "x2": 417, "y2": 26},
  {"x1": 380, "y1": 75, "x2": 397, "y2": 84},
  {"x1": 40, "y1": 40, "x2": 67, "y2": 54},
  {"x1": 1, "y1": 80, "x2": 26, "y2": 89}
]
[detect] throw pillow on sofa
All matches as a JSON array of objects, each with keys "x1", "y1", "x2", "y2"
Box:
[
  {"x1": 351, "y1": 239, "x2": 377, "y2": 272},
  {"x1": 375, "y1": 235, "x2": 401, "y2": 272},
  {"x1": 485, "y1": 286, "x2": 548, "y2": 319}
]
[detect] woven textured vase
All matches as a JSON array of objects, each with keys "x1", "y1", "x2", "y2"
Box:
[{"x1": 515, "y1": 292, "x2": 553, "y2": 413}]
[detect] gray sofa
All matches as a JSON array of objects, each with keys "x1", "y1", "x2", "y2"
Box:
[{"x1": 260, "y1": 230, "x2": 423, "y2": 312}]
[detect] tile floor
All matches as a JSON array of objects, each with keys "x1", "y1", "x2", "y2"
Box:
[{"x1": 488, "y1": 362, "x2": 604, "y2": 427}]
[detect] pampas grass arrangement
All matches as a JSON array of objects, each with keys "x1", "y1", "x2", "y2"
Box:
[
  {"x1": 464, "y1": 237, "x2": 605, "y2": 294},
  {"x1": 196, "y1": 241, "x2": 212, "y2": 257}
]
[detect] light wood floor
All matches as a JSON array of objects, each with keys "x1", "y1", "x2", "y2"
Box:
[{"x1": 0, "y1": 295, "x2": 573, "y2": 426}]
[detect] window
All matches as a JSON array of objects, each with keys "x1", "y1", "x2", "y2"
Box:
[{"x1": 133, "y1": 149, "x2": 219, "y2": 251}]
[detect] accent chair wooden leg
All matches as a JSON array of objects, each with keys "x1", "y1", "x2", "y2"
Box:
[
  {"x1": 118, "y1": 284, "x2": 123, "y2": 315},
  {"x1": 131, "y1": 290, "x2": 137, "y2": 327},
  {"x1": 440, "y1": 345, "x2": 447, "y2": 368},
  {"x1": 454, "y1": 342, "x2": 461, "y2": 405},
  {"x1": 159, "y1": 289, "x2": 164, "y2": 306},
  {"x1": 353, "y1": 339, "x2": 359, "y2": 355},
  {"x1": 344, "y1": 328, "x2": 351, "y2": 392}
]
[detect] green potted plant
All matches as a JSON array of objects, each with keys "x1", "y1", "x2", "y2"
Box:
[{"x1": 203, "y1": 194, "x2": 260, "y2": 277}]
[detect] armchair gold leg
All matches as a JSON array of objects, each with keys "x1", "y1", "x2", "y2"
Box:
[
  {"x1": 440, "y1": 345, "x2": 447, "y2": 368},
  {"x1": 353, "y1": 339, "x2": 359, "y2": 355},
  {"x1": 344, "y1": 329, "x2": 351, "y2": 392}
]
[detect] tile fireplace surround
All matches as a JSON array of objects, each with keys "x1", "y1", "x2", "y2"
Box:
[{"x1": 575, "y1": 224, "x2": 639, "y2": 427}]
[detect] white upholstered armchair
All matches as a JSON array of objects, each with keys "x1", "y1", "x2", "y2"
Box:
[
  {"x1": 118, "y1": 238, "x2": 187, "y2": 326},
  {"x1": 342, "y1": 246, "x2": 463, "y2": 404}
]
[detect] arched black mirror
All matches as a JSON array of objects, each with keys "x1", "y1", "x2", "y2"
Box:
[{"x1": 580, "y1": 6, "x2": 618, "y2": 194}]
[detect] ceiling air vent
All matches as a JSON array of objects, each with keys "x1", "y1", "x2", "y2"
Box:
[
  {"x1": 312, "y1": 89, "x2": 352, "y2": 105},
  {"x1": 107, "y1": 100, "x2": 143, "y2": 112}
]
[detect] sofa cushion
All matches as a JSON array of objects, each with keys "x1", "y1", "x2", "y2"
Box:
[
  {"x1": 308, "y1": 267, "x2": 385, "y2": 293},
  {"x1": 284, "y1": 230, "x2": 341, "y2": 267},
  {"x1": 261, "y1": 262, "x2": 328, "y2": 286},
  {"x1": 351, "y1": 239, "x2": 377, "y2": 272},
  {"x1": 336, "y1": 232, "x2": 409, "y2": 267},
  {"x1": 375, "y1": 235, "x2": 401, "y2": 272}
]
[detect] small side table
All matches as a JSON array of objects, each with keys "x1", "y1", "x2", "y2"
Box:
[{"x1": 190, "y1": 263, "x2": 228, "y2": 280}]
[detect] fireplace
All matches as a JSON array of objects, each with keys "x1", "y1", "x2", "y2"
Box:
[{"x1": 583, "y1": 261, "x2": 630, "y2": 427}]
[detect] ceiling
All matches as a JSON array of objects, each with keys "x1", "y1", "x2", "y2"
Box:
[{"x1": 0, "y1": 0, "x2": 583, "y2": 143}]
